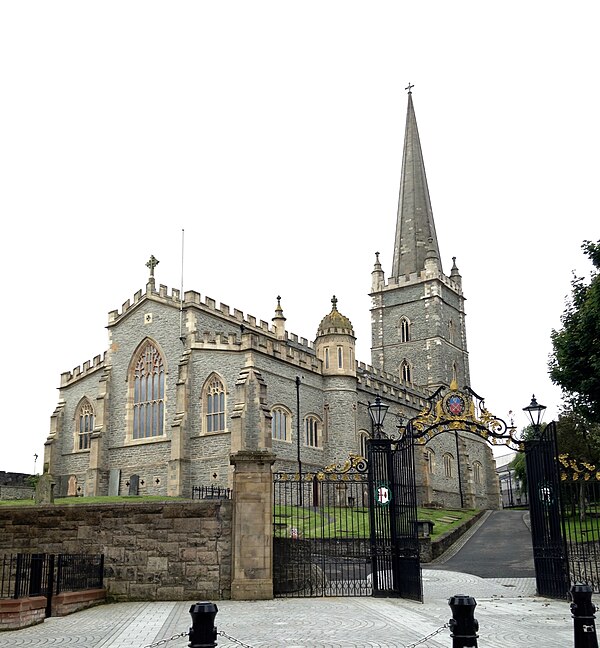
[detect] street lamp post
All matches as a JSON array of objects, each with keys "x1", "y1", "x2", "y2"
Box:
[
  {"x1": 368, "y1": 396, "x2": 389, "y2": 439},
  {"x1": 523, "y1": 394, "x2": 547, "y2": 437},
  {"x1": 296, "y1": 376, "x2": 302, "y2": 506}
]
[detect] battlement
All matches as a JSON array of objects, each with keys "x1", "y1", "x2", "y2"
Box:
[
  {"x1": 60, "y1": 353, "x2": 106, "y2": 387},
  {"x1": 108, "y1": 285, "x2": 316, "y2": 353},
  {"x1": 191, "y1": 328, "x2": 320, "y2": 372},
  {"x1": 356, "y1": 362, "x2": 429, "y2": 407},
  {"x1": 385, "y1": 270, "x2": 462, "y2": 294}
]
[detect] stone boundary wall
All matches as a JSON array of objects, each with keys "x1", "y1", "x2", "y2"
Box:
[
  {"x1": 0, "y1": 485, "x2": 35, "y2": 500},
  {"x1": 0, "y1": 501, "x2": 232, "y2": 601}
]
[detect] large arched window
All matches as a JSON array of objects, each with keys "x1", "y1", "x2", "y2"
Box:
[
  {"x1": 399, "y1": 317, "x2": 411, "y2": 343},
  {"x1": 272, "y1": 406, "x2": 291, "y2": 441},
  {"x1": 203, "y1": 375, "x2": 226, "y2": 433},
  {"x1": 133, "y1": 341, "x2": 165, "y2": 439},
  {"x1": 77, "y1": 399, "x2": 94, "y2": 450}
]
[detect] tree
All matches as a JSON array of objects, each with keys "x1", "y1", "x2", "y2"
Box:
[{"x1": 549, "y1": 240, "x2": 600, "y2": 424}]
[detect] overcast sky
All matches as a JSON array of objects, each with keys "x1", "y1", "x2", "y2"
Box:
[{"x1": 1, "y1": 2, "x2": 597, "y2": 474}]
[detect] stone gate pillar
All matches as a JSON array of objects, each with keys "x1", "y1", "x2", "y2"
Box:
[
  {"x1": 229, "y1": 363, "x2": 275, "y2": 600},
  {"x1": 230, "y1": 449, "x2": 276, "y2": 600}
]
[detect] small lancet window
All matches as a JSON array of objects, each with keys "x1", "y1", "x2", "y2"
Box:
[
  {"x1": 443, "y1": 453, "x2": 454, "y2": 478},
  {"x1": 305, "y1": 416, "x2": 321, "y2": 448},
  {"x1": 401, "y1": 360, "x2": 412, "y2": 383},
  {"x1": 400, "y1": 317, "x2": 411, "y2": 343}
]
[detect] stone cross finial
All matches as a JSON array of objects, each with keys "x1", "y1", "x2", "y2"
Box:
[
  {"x1": 331, "y1": 295, "x2": 338, "y2": 311},
  {"x1": 405, "y1": 82, "x2": 414, "y2": 94},
  {"x1": 146, "y1": 255, "x2": 159, "y2": 277}
]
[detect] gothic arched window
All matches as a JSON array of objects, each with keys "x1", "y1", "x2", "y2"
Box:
[
  {"x1": 443, "y1": 453, "x2": 454, "y2": 478},
  {"x1": 401, "y1": 360, "x2": 412, "y2": 383},
  {"x1": 272, "y1": 406, "x2": 291, "y2": 441},
  {"x1": 399, "y1": 317, "x2": 411, "y2": 343},
  {"x1": 448, "y1": 319, "x2": 455, "y2": 344},
  {"x1": 77, "y1": 399, "x2": 94, "y2": 450},
  {"x1": 304, "y1": 415, "x2": 322, "y2": 448},
  {"x1": 424, "y1": 448, "x2": 435, "y2": 474},
  {"x1": 204, "y1": 375, "x2": 226, "y2": 433},
  {"x1": 359, "y1": 430, "x2": 370, "y2": 459},
  {"x1": 473, "y1": 461, "x2": 483, "y2": 485},
  {"x1": 133, "y1": 341, "x2": 165, "y2": 439}
]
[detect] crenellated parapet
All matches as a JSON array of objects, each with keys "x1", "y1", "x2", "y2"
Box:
[
  {"x1": 190, "y1": 328, "x2": 320, "y2": 373},
  {"x1": 356, "y1": 362, "x2": 429, "y2": 408},
  {"x1": 60, "y1": 353, "x2": 106, "y2": 387},
  {"x1": 383, "y1": 270, "x2": 462, "y2": 295},
  {"x1": 107, "y1": 286, "x2": 316, "y2": 354}
]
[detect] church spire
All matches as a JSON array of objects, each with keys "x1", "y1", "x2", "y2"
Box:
[{"x1": 390, "y1": 89, "x2": 441, "y2": 280}]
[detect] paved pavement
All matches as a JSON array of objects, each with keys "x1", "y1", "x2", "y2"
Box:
[
  {"x1": 429, "y1": 509, "x2": 536, "y2": 578},
  {"x1": 0, "y1": 511, "x2": 583, "y2": 647},
  {"x1": 0, "y1": 570, "x2": 577, "y2": 647}
]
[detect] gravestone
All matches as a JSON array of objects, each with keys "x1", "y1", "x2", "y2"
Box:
[
  {"x1": 128, "y1": 474, "x2": 140, "y2": 496},
  {"x1": 67, "y1": 475, "x2": 78, "y2": 496},
  {"x1": 34, "y1": 473, "x2": 55, "y2": 505},
  {"x1": 108, "y1": 469, "x2": 121, "y2": 497}
]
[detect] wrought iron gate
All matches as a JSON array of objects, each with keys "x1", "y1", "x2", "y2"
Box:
[
  {"x1": 524, "y1": 422, "x2": 570, "y2": 598},
  {"x1": 273, "y1": 439, "x2": 422, "y2": 600},
  {"x1": 368, "y1": 438, "x2": 422, "y2": 601}
]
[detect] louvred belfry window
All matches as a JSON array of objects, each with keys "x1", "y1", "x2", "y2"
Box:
[{"x1": 133, "y1": 342, "x2": 165, "y2": 439}]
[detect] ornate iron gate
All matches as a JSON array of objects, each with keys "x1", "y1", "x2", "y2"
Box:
[
  {"x1": 524, "y1": 422, "x2": 570, "y2": 598},
  {"x1": 273, "y1": 440, "x2": 421, "y2": 600},
  {"x1": 273, "y1": 456, "x2": 371, "y2": 597},
  {"x1": 368, "y1": 438, "x2": 422, "y2": 601}
]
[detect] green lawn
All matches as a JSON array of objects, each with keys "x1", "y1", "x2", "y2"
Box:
[{"x1": 274, "y1": 504, "x2": 479, "y2": 539}]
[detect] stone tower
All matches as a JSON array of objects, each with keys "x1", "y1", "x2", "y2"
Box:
[{"x1": 371, "y1": 90, "x2": 470, "y2": 391}]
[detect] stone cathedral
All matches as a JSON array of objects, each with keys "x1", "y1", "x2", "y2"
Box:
[{"x1": 44, "y1": 92, "x2": 499, "y2": 509}]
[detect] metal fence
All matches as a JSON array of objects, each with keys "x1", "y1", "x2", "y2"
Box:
[
  {"x1": 561, "y1": 479, "x2": 600, "y2": 592},
  {"x1": 0, "y1": 553, "x2": 104, "y2": 601},
  {"x1": 191, "y1": 485, "x2": 232, "y2": 500}
]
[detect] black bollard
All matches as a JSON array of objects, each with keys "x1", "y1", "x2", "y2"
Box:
[
  {"x1": 448, "y1": 594, "x2": 479, "y2": 648},
  {"x1": 188, "y1": 601, "x2": 218, "y2": 648},
  {"x1": 571, "y1": 584, "x2": 599, "y2": 648}
]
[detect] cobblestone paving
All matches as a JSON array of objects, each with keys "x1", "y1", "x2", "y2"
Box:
[{"x1": 0, "y1": 571, "x2": 575, "y2": 647}]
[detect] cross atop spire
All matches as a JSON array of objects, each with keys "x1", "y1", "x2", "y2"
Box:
[
  {"x1": 331, "y1": 295, "x2": 338, "y2": 311},
  {"x1": 146, "y1": 255, "x2": 159, "y2": 278},
  {"x1": 405, "y1": 82, "x2": 414, "y2": 94}
]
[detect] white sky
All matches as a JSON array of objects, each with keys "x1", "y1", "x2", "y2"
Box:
[{"x1": 1, "y1": 2, "x2": 598, "y2": 475}]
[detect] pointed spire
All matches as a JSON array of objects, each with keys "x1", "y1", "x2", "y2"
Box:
[{"x1": 391, "y1": 90, "x2": 441, "y2": 279}]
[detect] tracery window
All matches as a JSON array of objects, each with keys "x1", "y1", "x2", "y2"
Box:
[
  {"x1": 272, "y1": 407, "x2": 291, "y2": 441},
  {"x1": 133, "y1": 341, "x2": 165, "y2": 439},
  {"x1": 443, "y1": 453, "x2": 454, "y2": 478},
  {"x1": 399, "y1": 317, "x2": 411, "y2": 343},
  {"x1": 204, "y1": 375, "x2": 226, "y2": 433},
  {"x1": 77, "y1": 400, "x2": 94, "y2": 450}
]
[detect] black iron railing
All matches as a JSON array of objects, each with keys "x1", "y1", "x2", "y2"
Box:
[
  {"x1": 191, "y1": 485, "x2": 232, "y2": 500},
  {"x1": 0, "y1": 553, "x2": 104, "y2": 601}
]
